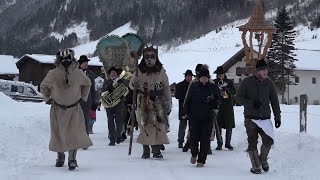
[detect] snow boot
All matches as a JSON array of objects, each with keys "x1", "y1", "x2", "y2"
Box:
[
  {"x1": 68, "y1": 150, "x2": 78, "y2": 170},
  {"x1": 55, "y1": 152, "x2": 65, "y2": 167},
  {"x1": 260, "y1": 145, "x2": 271, "y2": 172},
  {"x1": 248, "y1": 150, "x2": 262, "y2": 174},
  {"x1": 109, "y1": 141, "x2": 116, "y2": 146},
  {"x1": 196, "y1": 162, "x2": 204, "y2": 167},
  {"x1": 216, "y1": 142, "x2": 223, "y2": 150},
  {"x1": 182, "y1": 141, "x2": 190, "y2": 152},
  {"x1": 153, "y1": 153, "x2": 163, "y2": 159},
  {"x1": 88, "y1": 125, "x2": 93, "y2": 134},
  {"x1": 68, "y1": 160, "x2": 78, "y2": 170},
  {"x1": 121, "y1": 132, "x2": 127, "y2": 140},
  {"x1": 225, "y1": 145, "x2": 234, "y2": 151},
  {"x1": 142, "y1": 153, "x2": 150, "y2": 159},
  {"x1": 160, "y1": 144, "x2": 165, "y2": 151},
  {"x1": 225, "y1": 129, "x2": 233, "y2": 150},
  {"x1": 190, "y1": 156, "x2": 197, "y2": 164},
  {"x1": 178, "y1": 142, "x2": 183, "y2": 148}
]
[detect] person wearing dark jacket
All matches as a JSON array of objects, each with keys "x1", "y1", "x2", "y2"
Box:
[
  {"x1": 175, "y1": 70, "x2": 194, "y2": 149},
  {"x1": 101, "y1": 66, "x2": 125, "y2": 146},
  {"x1": 78, "y1": 55, "x2": 96, "y2": 137},
  {"x1": 182, "y1": 68, "x2": 221, "y2": 167},
  {"x1": 236, "y1": 59, "x2": 281, "y2": 174},
  {"x1": 213, "y1": 66, "x2": 236, "y2": 151}
]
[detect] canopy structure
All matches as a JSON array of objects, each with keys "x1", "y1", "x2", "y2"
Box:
[{"x1": 238, "y1": 0, "x2": 276, "y2": 73}]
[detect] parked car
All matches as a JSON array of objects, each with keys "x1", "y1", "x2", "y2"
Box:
[{"x1": 0, "y1": 79, "x2": 43, "y2": 102}]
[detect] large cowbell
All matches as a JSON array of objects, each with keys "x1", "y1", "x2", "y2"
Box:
[
  {"x1": 96, "y1": 35, "x2": 129, "y2": 76},
  {"x1": 122, "y1": 33, "x2": 144, "y2": 72}
]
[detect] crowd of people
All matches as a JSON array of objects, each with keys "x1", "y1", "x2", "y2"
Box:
[{"x1": 40, "y1": 46, "x2": 281, "y2": 174}]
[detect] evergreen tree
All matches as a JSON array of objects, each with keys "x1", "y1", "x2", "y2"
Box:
[{"x1": 267, "y1": 7, "x2": 298, "y2": 104}]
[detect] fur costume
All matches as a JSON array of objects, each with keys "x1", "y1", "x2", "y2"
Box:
[{"x1": 129, "y1": 45, "x2": 171, "y2": 145}]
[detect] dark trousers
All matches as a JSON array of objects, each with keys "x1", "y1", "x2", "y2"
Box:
[
  {"x1": 178, "y1": 120, "x2": 188, "y2": 143},
  {"x1": 143, "y1": 145, "x2": 161, "y2": 155},
  {"x1": 217, "y1": 128, "x2": 232, "y2": 146},
  {"x1": 106, "y1": 102, "x2": 124, "y2": 142},
  {"x1": 189, "y1": 120, "x2": 213, "y2": 164},
  {"x1": 244, "y1": 119, "x2": 274, "y2": 151},
  {"x1": 80, "y1": 104, "x2": 90, "y2": 134}
]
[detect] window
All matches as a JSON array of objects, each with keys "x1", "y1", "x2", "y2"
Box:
[
  {"x1": 312, "y1": 78, "x2": 316, "y2": 84},
  {"x1": 11, "y1": 85, "x2": 24, "y2": 93},
  {"x1": 295, "y1": 77, "x2": 299, "y2": 83}
]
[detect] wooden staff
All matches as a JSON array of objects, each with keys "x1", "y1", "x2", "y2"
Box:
[{"x1": 128, "y1": 44, "x2": 144, "y2": 155}]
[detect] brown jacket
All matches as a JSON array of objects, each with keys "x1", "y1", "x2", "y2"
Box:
[{"x1": 40, "y1": 61, "x2": 93, "y2": 152}]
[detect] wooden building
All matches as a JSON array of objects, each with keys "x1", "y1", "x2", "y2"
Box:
[{"x1": 16, "y1": 54, "x2": 103, "y2": 87}]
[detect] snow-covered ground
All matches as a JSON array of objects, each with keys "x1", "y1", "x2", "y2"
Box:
[{"x1": 1, "y1": 91, "x2": 320, "y2": 180}]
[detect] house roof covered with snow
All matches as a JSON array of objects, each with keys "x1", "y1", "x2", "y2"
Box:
[
  {"x1": 0, "y1": 55, "x2": 19, "y2": 75},
  {"x1": 16, "y1": 54, "x2": 102, "y2": 67}
]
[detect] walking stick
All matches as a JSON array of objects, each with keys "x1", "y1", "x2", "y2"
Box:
[{"x1": 128, "y1": 45, "x2": 144, "y2": 155}]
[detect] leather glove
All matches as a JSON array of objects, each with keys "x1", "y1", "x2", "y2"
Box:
[
  {"x1": 107, "y1": 86, "x2": 113, "y2": 93},
  {"x1": 253, "y1": 101, "x2": 261, "y2": 109},
  {"x1": 46, "y1": 98, "x2": 54, "y2": 105},
  {"x1": 275, "y1": 119, "x2": 281, "y2": 128}
]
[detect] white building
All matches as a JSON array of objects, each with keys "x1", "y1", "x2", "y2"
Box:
[{"x1": 221, "y1": 48, "x2": 320, "y2": 105}]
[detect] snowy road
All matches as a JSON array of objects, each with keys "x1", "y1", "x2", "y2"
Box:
[{"x1": 2, "y1": 94, "x2": 320, "y2": 180}]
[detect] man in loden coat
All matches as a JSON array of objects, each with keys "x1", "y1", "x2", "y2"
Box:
[
  {"x1": 175, "y1": 69, "x2": 194, "y2": 149},
  {"x1": 213, "y1": 66, "x2": 236, "y2": 151},
  {"x1": 78, "y1": 55, "x2": 96, "y2": 136},
  {"x1": 40, "y1": 49, "x2": 93, "y2": 170},
  {"x1": 236, "y1": 59, "x2": 281, "y2": 174},
  {"x1": 129, "y1": 45, "x2": 172, "y2": 159}
]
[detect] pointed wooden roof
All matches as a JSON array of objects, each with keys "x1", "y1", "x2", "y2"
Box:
[{"x1": 238, "y1": 0, "x2": 276, "y2": 31}]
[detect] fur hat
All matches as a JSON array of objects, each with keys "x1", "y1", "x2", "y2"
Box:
[
  {"x1": 214, "y1": 66, "x2": 225, "y2": 74},
  {"x1": 78, "y1": 55, "x2": 90, "y2": 65},
  {"x1": 256, "y1": 59, "x2": 268, "y2": 71},
  {"x1": 184, "y1": 69, "x2": 194, "y2": 76},
  {"x1": 107, "y1": 66, "x2": 122, "y2": 75},
  {"x1": 198, "y1": 68, "x2": 210, "y2": 78}
]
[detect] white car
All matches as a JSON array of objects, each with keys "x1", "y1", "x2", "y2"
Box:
[{"x1": 0, "y1": 79, "x2": 43, "y2": 102}]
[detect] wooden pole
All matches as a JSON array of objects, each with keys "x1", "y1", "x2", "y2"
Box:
[
  {"x1": 300, "y1": 94, "x2": 308, "y2": 132},
  {"x1": 128, "y1": 43, "x2": 144, "y2": 155}
]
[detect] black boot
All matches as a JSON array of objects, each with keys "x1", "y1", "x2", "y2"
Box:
[
  {"x1": 182, "y1": 140, "x2": 190, "y2": 152},
  {"x1": 260, "y1": 145, "x2": 271, "y2": 172},
  {"x1": 68, "y1": 150, "x2": 78, "y2": 170},
  {"x1": 225, "y1": 129, "x2": 234, "y2": 150},
  {"x1": 68, "y1": 160, "x2": 78, "y2": 170},
  {"x1": 142, "y1": 145, "x2": 150, "y2": 159},
  {"x1": 160, "y1": 144, "x2": 165, "y2": 151},
  {"x1": 248, "y1": 150, "x2": 262, "y2": 174},
  {"x1": 121, "y1": 132, "x2": 127, "y2": 140},
  {"x1": 55, "y1": 152, "x2": 65, "y2": 167},
  {"x1": 178, "y1": 142, "x2": 183, "y2": 148},
  {"x1": 88, "y1": 125, "x2": 93, "y2": 134},
  {"x1": 153, "y1": 153, "x2": 163, "y2": 159}
]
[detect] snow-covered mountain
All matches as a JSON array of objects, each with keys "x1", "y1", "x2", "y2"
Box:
[{"x1": 0, "y1": 0, "x2": 319, "y2": 57}]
